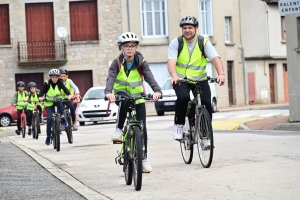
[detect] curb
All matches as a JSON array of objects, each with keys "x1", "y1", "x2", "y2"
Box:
[
  {"x1": 6, "y1": 138, "x2": 110, "y2": 200},
  {"x1": 0, "y1": 131, "x2": 16, "y2": 137},
  {"x1": 271, "y1": 123, "x2": 300, "y2": 131},
  {"x1": 217, "y1": 103, "x2": 288, "y2": 112}
]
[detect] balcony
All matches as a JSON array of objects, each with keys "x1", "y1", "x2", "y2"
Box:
[{"x1": 18, "y1": 40, "x2": 67, "y2": 65}]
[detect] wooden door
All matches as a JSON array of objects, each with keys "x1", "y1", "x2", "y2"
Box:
[
  {"x1": 283, "y1": 64, "x2": 289, "y2": 103},
  {"x1": 227, "y1": 61, "x2": 234, "y2": 105},
  {"x1": 248, "y1": 72, "x2": 256, "y2": 104},
  {"x1": 15, "y1": 73, "x2": 44, "y2": 91},
  {"x1": 68, "y1": 70, "x2": 93, "y2": 97},
  {"x1": 269, "y1": 64, "x2": 275, "y2": 103},
  {"x1": 25, "y1": 3, "x2": 54, "y2": 60}
]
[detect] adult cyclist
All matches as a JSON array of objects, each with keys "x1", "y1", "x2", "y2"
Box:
[
  {"x1": 38, "y1": 69, "x2": 72, "y2": 145},
  {"x1": 168, "y1": 15, "x2": 225, "y2": 141},
  {"x1": 59, "y1": 68, "x2": 80, "y2": 130},
  {"x1": 105, "y1": 32, "x2": 162, "y2": 172}
]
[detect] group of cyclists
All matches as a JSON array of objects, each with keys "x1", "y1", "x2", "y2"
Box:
[
  {"x1": 12, "y1": 68, "x2": 81, "y2": 145},
  {"x1": 11, "y1": 15, "x2": 225, "y2": 174}
]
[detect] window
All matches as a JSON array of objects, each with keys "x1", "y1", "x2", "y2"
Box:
[
  {"x1": 199, "y1": 0, "x2": 213, "y2": 36},
  {"x1": 140, "y1": 0, "x2": 168, "y2": 37},
  {"x1": 225, "y1": 17, "x2": 232, "y2": 43},
  {"x1": 281, "y1": 16, "x2": 286, "y2": 41},
  {"x1": 69, "y1": 1, "x2": 99, "y2": 41},
  {"x1": 0, "y1": 4, "x2": 10, "y2": 45}
]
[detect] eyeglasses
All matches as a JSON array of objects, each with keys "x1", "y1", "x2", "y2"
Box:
[
  {"x1": 123, "y1": 45, "x2": 137, "y2": 50},
  {"x1": 51, "y1": 76, "x2": 59, "y2": 79}
]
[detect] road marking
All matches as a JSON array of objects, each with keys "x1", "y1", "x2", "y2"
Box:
[
  {"x1": 0, "y1": 128, "x2": 5, "y2": 131},
  {"x1": 260, "y1": 113, "x2": 279, "y2": 117},
  {"x1": 232, "y1": 114, "x2": 253, "y2": 118},
  {"x1": 212, "y1": 118, "x2": 263, "y2": 130},
  {"x1": 213, "y1": 115, "x2": 228, "y2": 119}
]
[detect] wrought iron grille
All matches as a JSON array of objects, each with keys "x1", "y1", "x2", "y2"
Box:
[{"x1": 18, "y1": 40, "x2": 67, "y2": 62}]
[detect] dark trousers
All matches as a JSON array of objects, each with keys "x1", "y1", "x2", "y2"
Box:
[
  {"x1": 45, "y1": 102, "x2": 64, "y2": 137},
  {"x1": 116, "y1": 101, "x2": 148, "y2": 154},
  {"x1": 16, "y1": 109, "x2": 32, "y2": 131},
  {"x1": 173, "y1": 79, "x2": 212, "y2": 125},
  {"x1": 63, "y1": 101, "x2": 76, "y2": 122}
]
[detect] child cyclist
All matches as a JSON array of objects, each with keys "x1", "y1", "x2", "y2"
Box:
[
  {"x1": 59, "y1": 68, "x2": 80, "y2": 130},
  {"x1": 38, "y1": 69, "x2": 72, "y2": 145},
  {"x1": 11, "y1": 81, "x2": 29, "y2": 135},
  {"x1": 105, "y1": 32, "x2": 162, "y2": 173},
  {"x1": 27, "y1": 82, "x2": 43, "y2": 133}
]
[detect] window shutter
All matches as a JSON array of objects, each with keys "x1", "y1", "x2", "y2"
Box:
[{"x1": 0, "y1": 4, "x2": 10, "y2": 44}]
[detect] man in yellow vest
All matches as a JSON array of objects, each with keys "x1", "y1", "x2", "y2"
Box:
[
  {"x1": 105, "y1": 32, "x2": 162, "y2": 173},
  {"x1": 168, "y1": 15, "x2": 225, "y2": 141},
  {"x1": 12, "y1": 81, "x2": 29, "y2": 135},
  {"x1": 38, "y1": 69, "x2": 72, "y2": 146}
]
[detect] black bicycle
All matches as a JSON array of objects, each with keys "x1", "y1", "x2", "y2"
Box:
[
  {"x1": 63, "y1": 100, "x2": 73, "y2": 144},
  {"x1": 110, "y1": 92, "x2": 153, "y2": 191},
  {"x1": 179, "y1": 77, "x2": 217, "y2": 168},
  {"x1": 31, "y1": 101, "x2": 42, "y2": 140}
]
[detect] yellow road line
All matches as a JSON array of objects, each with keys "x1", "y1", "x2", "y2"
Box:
[
  {"x1": 212, "y1": 118, "x2": 263, "y2": 130},
  {"x1": 0, "y1": 127, "x2": 6, "y2": 131}
]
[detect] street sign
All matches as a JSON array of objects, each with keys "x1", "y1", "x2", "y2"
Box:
[{"x1": 278, "y1": 0, "x2": 300, "y2": 15}]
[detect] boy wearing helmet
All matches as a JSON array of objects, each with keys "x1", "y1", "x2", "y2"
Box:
[
  {"x1": 168, "y1": 15, "x2": 225, "y2": 140},
  {"x1": 105, "y1": 32, "x2": 162, "y2": 173},
  {"x1": 12, "y1": 81, "x2": 29, "y2": 135},
  {"x1": 39, "y1": 69, "x2": 72, "y2": 146},
  {"x1": 27, "y1": 82, "x2": 43, "y2": 133},
  {"x1": 59, "y1": 68, "x2": 80, "y2": 130}
]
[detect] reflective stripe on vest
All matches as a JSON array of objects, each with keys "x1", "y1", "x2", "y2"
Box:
[
  {"x1": 113, "y1": 65, "x2": 145, "y2": 104},
  {"x1": 176, "y1": 37, "x2": 208, "y2": 81},
  {"x1": 44, "y1": 81, "x2": 61, "y2": 107},
  {"x1": 15, "y1": 91, "x2": 28, "y2": 110},
  {"x1": 27, "y1": 93, "x2": 41, "y2": 110}
]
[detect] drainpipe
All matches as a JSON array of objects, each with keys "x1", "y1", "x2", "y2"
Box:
[
  {"x1": 263, "y1": 2, "x2": 270, "y2": 55},
  {"x1": 127, "y1": 0, "x2": 130, "y2": 31}
]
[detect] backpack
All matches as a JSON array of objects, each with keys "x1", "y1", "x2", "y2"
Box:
[{"x1": 177, "y1": 35, "x2": 206, "y2": 58}]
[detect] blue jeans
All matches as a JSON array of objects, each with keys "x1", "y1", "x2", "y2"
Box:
[{"x1": 45, "y1": 102, "x2": 64, "y2": 137}]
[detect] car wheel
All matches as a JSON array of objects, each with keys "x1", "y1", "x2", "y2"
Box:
[
  {"x1": 0, "y1": 115, "x2": 12, "y2": 127},
  {"x1": 211, "y1": 98, "x2": 217, "y2": 113},
  {"x1": 79, "y1": 122, "x2": 85, "y2": 126},
  {"x1": 93, "y1": 121, "x2": 97, "y2": 124},
  {"x1": 157, "y1": 111, "x2": 164, "y2": 116}
]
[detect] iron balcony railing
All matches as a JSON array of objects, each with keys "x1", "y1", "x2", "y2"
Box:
[{"x1": 17, "y1": 40, "x2": 67, "y2": 63}]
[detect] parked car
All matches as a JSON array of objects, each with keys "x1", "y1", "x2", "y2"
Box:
[
  {"x1": 78, "y1": 86, "x2": 118, "y2": 126},
  {"x1": 0, "y1": 105, "x2": 47, "y2": 127},
  {"x1": 154, "y1": 77, "x2": 218, "y2": 116}
]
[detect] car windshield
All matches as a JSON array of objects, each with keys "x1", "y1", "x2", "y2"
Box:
[
  {"x1": 161, "y1": 79, "x2": 172, "y2": 90},
  {"x1": 84, "y1": 89, "x2": 105, "y2": 100}
]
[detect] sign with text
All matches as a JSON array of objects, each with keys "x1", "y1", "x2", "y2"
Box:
[{"x1": 279, "y1": 0, "x2": 300, "y2": 15}]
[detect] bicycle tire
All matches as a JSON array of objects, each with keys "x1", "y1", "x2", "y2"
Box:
[
  {"x1": 196, "y1": 107, "x2": 214, "y2": 168},
  {"x1": 55, "y1": 117, "x2": 61, "y2": 152},
  {"x1": 124, "y1": 130, "x2": 133, "y2": 185},
  {"x1": 132, "y1": 126, "x2": 143, "y2": 191},
  {"x1": 66, "y1": 112, "x2": 73, "y2": 144},
  {"x1": 35, "y1": 114, "x2": 40, "y2": 139},
  {"x1": 52, "y1": 118, "x2": 56, "y2": 150},
  {"x1": 32, "y1": 115, "x2": 36, "y2": 139},
  {"x1": 180, "y1": 116, "x2": 194, "y2": 164},
  {"x1": 21, "y1": 116, "x2": 26, "y2": 138}
]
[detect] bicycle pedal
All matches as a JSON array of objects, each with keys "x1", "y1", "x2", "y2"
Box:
[{"x1": 113, "y1": 141, "x2": 123, "y2": 144}]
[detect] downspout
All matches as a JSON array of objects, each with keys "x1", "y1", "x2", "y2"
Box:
[
  {"x1": 239, "y1": 0, "x2": 248, "y2": 105},
  {"x1": 127, "y1": 0, "x2": 130, "y2": 31},
  {"x1": 263, "y1": 2, "x2": 270, "y2": 55}
]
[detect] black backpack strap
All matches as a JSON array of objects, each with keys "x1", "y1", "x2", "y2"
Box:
[
  {"x1": 177, "y1": 36, "x2": 184, "y2": 57},
  {"x1": 177, "y1": 35, "x2": 206, "y2": 58}
]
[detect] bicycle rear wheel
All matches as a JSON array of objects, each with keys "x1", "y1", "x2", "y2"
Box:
[
  {"x1": 21, "y1": 116, "x2": 26, "y2": 138},
  {"x1": 132, "y1": 127, "x2": 143, "y2": 191},
  {"x1": 32, "y1": 115, "x2": 36, "y2": 139},
  {"x1": 196, "y1": 107, "x2": 214, "y2": 168},
  {"x1": 36, "y1": 113, "x2": 41, "y2": 139},
  {"x1": 52, "y1": 119, "x2": 56, "y2": 149},
  {"x1": 180, "y1": 116, "x2": 193, "y2": 164}
]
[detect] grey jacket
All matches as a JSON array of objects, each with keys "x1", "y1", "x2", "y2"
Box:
[{"x1": 105, "y1": 51, "x2": 161, "y2": 95}]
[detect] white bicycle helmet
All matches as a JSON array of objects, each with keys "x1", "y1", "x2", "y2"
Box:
[
  {"x1": 117, "y1": 32, "x2": 139, "y2": 50},
  {"x1": 49, "y1": 68, "x2": 61, "y2": 76},
  {"x1": 179, "y1": 15, "x2": 199, "y2": 27}
]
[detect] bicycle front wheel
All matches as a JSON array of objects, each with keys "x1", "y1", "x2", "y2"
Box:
[
  {"x1": 196, "y1": 107, "x2": 214, "y2": 168},
  {"x1": 55, "y1": 118, "x2": 61, "y2": 152},
  {"x1": 66, "y1": 113, "x2": 73, "y2": 144},
  {"x1": 32, "y1": 115, "x2": 36, "y2": 139},
  {"x1": 124, "y1": 135, "x2": 133, "y2": 185},
  {"x1": 132, "y1": 126, "x2": 143, "y2": 191},
  {"x1": 180, "y1": 116, "x2": 193, "y2": 164},
  {"x1": 21, "y1": 116, "x2": 26, "y2": 138}
]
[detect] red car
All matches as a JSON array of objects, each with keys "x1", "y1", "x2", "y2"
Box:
[{"x1": 0, "y1": 105, "x2": 47, "y2": 127}]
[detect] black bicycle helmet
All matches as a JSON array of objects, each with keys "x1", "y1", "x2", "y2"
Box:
[
  {"x1": 17, "y1": 81, "x2": 25, "y2": 87},
  {"x1": 179, "y1": 15, "x2": 199, "y2": 27},
  {"x1": 28, "y1": 82, "x2": 37, "y2": 89},
  {"x1": 59, "y1": 68, "x2": 68, "y2": 75},
  {"x1": 49, "y1": 69, "x2": 61, "y2": 76}
]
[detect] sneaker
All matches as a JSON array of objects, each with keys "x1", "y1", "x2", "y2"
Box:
[
  {"x1": 173, "y1": 124, "x2": 183, "y2": 140},
  {"x1": 28, "y1": 129, "x2": 31, "y2": 136},
  {"x1": 200, "y1": 139, "x2": 211, "y2": 150},
  {"x1": 73, "y1": 123, "x2": 78, "y2": 130},
  {"x1": 142, "y1": 158, "x2": 153, "y2": 173},
  {"x1": 45, "y1": 137, "x2": 50, "y2": 145},
  {"x1": 15, "y1": 130, "x2": 20, "y2": 135},
  {"x1": 111, "y1": 128, "x2": 123, "y2": 142}
]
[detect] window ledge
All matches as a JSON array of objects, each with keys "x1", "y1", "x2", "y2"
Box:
[
  {"x1": 0, "y1": 44, "x2": 13, "y2": 48},
  {"x1": 68, "y1": 40, "x2": 99, "y2": 45},
  {"x1": 281, "y1": 40, "x2": 286, "y2": 43},
  {"x1": 294, "y1": 47, "x2": 300, "y2": 52},
  {"x1": 225, "y1": 42, "x2": 235, "y2": 46}
]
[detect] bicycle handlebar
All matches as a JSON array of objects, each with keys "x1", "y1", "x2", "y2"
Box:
[
  {"x1": 42, "y1": 97, "x2": 74, "y2": 102},
  {"x1": 178, "y1": 76, "x2": 219, "y2": 84}
]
